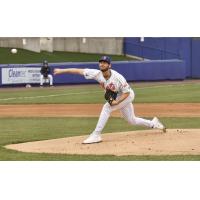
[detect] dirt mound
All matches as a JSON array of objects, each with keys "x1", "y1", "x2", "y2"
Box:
[{"x1": 5, "y1": 129, "x2": 200, "y2": 156}]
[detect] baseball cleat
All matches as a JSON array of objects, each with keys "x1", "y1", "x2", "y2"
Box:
[
  {"x1": 152, "y1": 117, "x2": 166, "y2": 133},
  {"x1": 82, "y1": 133, "x2": 102, "y2": 144}
]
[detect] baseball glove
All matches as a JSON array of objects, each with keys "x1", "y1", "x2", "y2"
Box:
[{"x1": 104, "y1": 89, "x2": 118, "y2": 105}]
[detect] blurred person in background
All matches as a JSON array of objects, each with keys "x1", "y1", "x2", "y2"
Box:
[{"x1": 40, "y1": 60, "x2": 53, "y2": 87}]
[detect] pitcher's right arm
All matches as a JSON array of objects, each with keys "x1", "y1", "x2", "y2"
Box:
[{"x1": 54, "y1": 68, "x2": 84, "y2": 75}]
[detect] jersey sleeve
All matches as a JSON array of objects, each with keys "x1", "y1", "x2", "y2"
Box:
[{"x1": 83, "y1": 68, "x2": 100, "y2": 81}]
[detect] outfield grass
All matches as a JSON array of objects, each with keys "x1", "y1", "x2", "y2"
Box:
[
  {"x1": 0, "y1": 82, "x2": 200, "y2": 104},
  {"x1": 134, "y1": 82, "x2": 200, "y2": 103},
  {"x1": 0, "y1": 47, "x2": 135, "y2": 64},
  {"x1": 0, "y1": 117, "x2": 200, "y2": 160}
]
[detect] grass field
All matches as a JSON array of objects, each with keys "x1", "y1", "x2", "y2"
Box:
[
  {"x1": 0, "y1": 47, "x2": 135, "y2": 64},
  {"x1": 0, "y1": 117, "x2": 200, "y2": 161},
  {"x1": 0, "y1": 82, "x2": 200, "y2": 160},
  {"x1": 0, "y1": 81, "x2": 200, "y2": 104}
]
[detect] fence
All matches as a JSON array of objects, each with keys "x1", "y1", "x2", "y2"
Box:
[
  {"x1": 0, "y1": 60, "x2": 186, "y2": 86},
  {"x1": 124, "y1": 37, "x2": 192, "y2": 77},
  {"x1": 124, "y1": 41, "x2": 181, "y2": 60}
]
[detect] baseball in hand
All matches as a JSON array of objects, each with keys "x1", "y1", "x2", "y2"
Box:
[{"x1": 11, "y1": 48, "x2": 17, "y2": 54}]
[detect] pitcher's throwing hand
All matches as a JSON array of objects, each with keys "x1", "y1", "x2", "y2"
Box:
[{"x1": 54, "y1": 68, "x2": 63, "y2": 75}]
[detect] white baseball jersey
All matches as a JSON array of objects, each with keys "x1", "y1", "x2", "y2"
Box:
[
  {"x1": 82, "y1": 68, "x2": 153, "y2": 139},
  {"x1": 83, "y1": 68, "x2": 133, "y2": 97}
]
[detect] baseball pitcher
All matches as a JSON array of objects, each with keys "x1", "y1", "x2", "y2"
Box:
[{"x1": 54, "y1": 56, "x2": 166, "y2": 144}]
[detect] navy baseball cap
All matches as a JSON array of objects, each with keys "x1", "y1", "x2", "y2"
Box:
[
  {"x1": 99, "y1": 56, "x2": 111, "y2": 64},
  {"x1": 43, "y1": 60, "x2": 48, "y2": 65}
]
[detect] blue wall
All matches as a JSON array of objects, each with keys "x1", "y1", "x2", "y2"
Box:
[
  {"x1": 0, "y1": 60, "x2": 186, "y2": 86},
  {"x1": 191, "y1": 39, "x2": 200, "y2": 78},
  {"x1": 124, "y1": 37, "x2": 192, "y2": 77},
  {"x1": 53, "y1": 60, "x2": 186, "y2": 83}
]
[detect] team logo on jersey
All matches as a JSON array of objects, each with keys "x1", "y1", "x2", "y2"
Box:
[{"x1": 106, "y1": 83, "x2": 116, "y2": 91}]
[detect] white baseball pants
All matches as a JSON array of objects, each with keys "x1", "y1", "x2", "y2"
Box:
[
  {"x1": 93, "y1": 90, "x2": 153, "y2": 135},
  {"x1": 40, "y1": 74, "x2": 53, "y2": 86}
]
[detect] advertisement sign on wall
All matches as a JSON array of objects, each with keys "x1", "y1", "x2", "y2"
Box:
[{"x1": 2, "y1": 67, "x2": 41, "y2": 84}]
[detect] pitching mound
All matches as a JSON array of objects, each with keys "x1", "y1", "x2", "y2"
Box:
[{"x1": 5, "y1": 129, "x2": 200, "y2": 156}]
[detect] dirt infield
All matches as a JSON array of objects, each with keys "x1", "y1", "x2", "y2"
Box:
[
  {"x1": 0, "y1": 103, "x2": 200, "y2": 117},
  {"x1": 5, "y1": 129, "x2": 200, "y2": 156}
]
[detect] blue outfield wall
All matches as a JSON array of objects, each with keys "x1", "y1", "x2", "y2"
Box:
[
  {"x1": 52, "y1": 60, "x2": 186, "y2": 83},
  {"x1": 0, "y1": 60, "x2": 186, "y2": 86},
  {"x1": 124, "y1": 37, "x2": 192, "y2": 77},
  {"x1": 191, "y1": 39, "x2": 200, "y2": 78}
]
